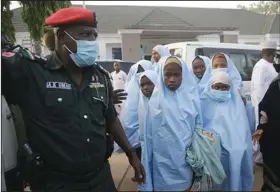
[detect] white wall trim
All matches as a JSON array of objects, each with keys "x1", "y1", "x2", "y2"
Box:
[
  {"x1": 97, "y1": 33, "x2": 120, "y2": 38},
  {"x1": 118, "y1": 29, "x2": 143, "y2": 34},
  {"x1": 220, "y1": 31, "x2": 240, "y2": 36},
  {"x1": 265, "y1": 33, "x2": 280, "y2": 39}
]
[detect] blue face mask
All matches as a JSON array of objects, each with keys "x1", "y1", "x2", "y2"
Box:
[
  {"x1": 209, "y1": 89, "x2": 231, "y2": 102},
  {"x1": 64, "y1": 31, "x2": 99, "y2": 68},
  {"x1": 211, "y1": 67, "x2": 228, "y2": 75}
]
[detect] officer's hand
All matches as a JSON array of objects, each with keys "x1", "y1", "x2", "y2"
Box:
[
  {"x1": 128, "y1": 152, "x2": 145, "y2": 185},
  {"x1": 113, "y1": 89, "x2": 128, "y2": 104}
]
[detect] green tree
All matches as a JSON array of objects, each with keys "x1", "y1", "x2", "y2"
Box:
[
  {"x1": 20, "y1": 1, "x2": 71, "y2": 55},
  {"x1": 1, "y1": 1, "x2": 16, "y2": 43},
  {"x1": 238, "y1": 1, "x2": 280, "y2": 15},
  {"x1": 1, "y1": 1, "x2": 71, "y2": 55}
]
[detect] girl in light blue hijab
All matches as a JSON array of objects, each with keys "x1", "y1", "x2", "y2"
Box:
[
  {"x1": 125, "y1": 64, "x2": 137, "y2": 89},
  {"x1": 151, "y1": 45, "x2": 171, "y2": 73},
  {"x1": 190, "y1": 55, "x2": 211, "y2": 94},
  {"x1": 143, "y1": 56, "x2": 202, "y2": 191},
  {"x1": 138, "y1": 70, "x2": 157, "y2": 191},
  {"x1": 200, "y1": 71, "x2": 254, "y2": 191},
  {"x1": 118, "y1": 60, "x2": 154, "y2": 151},
  {"x1": 199, "y1": 53, "x2": 244, "y2": 94}
]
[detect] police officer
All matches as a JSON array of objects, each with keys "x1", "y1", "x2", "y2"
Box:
[{"x1": 2, "y1": 7, "x2": 144, "y2": 191}]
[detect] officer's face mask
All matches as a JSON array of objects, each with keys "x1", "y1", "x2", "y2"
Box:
[
  {"x1": 64, "y1": 31, "x2": 99, "y2": 68},
  {"x1": 211, "y1": 67, "x2": 228, "y2": 75},
  {"x1": 209, "y1": 89, "x2": 231, "y2": 102}
]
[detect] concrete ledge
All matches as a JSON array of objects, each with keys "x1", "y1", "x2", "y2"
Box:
[
  {"x1": 220, "y1": 30, "x2": 240, "y2": 36},
  {"x1": 118, "y1": 29, "x2": 143, "y2": 34}
]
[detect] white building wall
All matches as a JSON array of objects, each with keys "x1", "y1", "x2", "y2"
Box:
[
  {"x1": 16, "y1": 32, "x2": 50, "y2": 56},
  {"x1": 97, "y1": 33, "x2": 121, "y2": 60},
  {"x1": 265, "y1": 34, "x2": 280, "y2": 46},
  {"x1": 238, "y1": 35, "x2": 265, "y2": 45},
  {"x1": 105, "y1": 43, "x2": 122, "y2": 59},
  {"x1": 15, "y1": 32, "x2": 280, "y2": 60},
  {"x1": 141, "y1": 38, "x2": 193, "y2": 55},
  {"x1": 196, "y1": 34, "x2": 221, "y2": 43},
  {"x1": 196, "y1": 34, "x2": 267, "y2": 45},
  {"x1": 15, "y1": 32, "x2": 31, "y2": 49}
]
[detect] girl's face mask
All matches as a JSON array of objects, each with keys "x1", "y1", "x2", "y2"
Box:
[
  {"x1": 211, "y1": 67, "x2": 228, "y2": 75},
  {"x1": 209, "y1": 89, "x2": 231, "y2": 102},
  {"x1": 64, "y1": 31, "x2": 99, "y2": 68}
]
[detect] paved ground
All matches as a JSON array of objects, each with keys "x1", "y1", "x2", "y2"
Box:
[
  {"x1": 110, "y1": 153, "x2": 263, "y2": 191},
  {"x1": 24, "y1": 153, "x2": 263, "y2": 191}
]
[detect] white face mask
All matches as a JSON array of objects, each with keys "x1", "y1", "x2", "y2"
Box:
[
  {"x1": 211, "y1": 68, "x2": 228, "y2": 75},
  {"x1": 209, "y1": 89, "x2": 231, "y2": 102},
  {"x1": 64, "y1": 31, "x2": 99, "y2": 68}
]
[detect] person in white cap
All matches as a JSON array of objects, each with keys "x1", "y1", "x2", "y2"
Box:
[{"x1": 251, "y1": 40, "x2": 278, "y2": 166}]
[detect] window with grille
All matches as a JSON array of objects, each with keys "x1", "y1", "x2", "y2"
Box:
[{"x1": 112, "y1": 48, "x2": 122, "y2": 60}]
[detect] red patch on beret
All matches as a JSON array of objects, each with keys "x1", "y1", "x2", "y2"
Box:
[{"x1": 45, "y1": 7, "x2": 96, "y2": 27}]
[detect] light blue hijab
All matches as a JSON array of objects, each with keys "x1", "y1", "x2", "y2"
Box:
[
  {"x1": 199, "y1": 53, "x2": 244, "y2": 94},
  {"x1": 152, "y1": 45, "x2": 171, "y2": 74},
  {"x1": 138, "y1": 70, "x2": 158, "y2": 191},
  {"x1": 118, "y1": 60, "x2": 154, "y2": 150},
  {"x1": 200, "y1": 71, "x2": 254, "y2": 191},
  {"x1": 125, "y1": 64, "x2": 137, "y2": 89},
  {"x1": 145, "y1": 56, "x2": 202, "y2": 191}
]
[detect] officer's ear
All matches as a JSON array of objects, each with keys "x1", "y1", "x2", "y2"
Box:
[{"x1": 56, "y1": 28, "x2": 65, "y2": 43}]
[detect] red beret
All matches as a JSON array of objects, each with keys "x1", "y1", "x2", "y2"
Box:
[{"x1": 45, "y1": 7, "x2": 97, "y2": 27}]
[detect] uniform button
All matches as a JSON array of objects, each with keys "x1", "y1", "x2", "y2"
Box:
[
  {"x1": 86, "y1": 138, "x2": 90, "y2": 142},
  {"x1": 101, "y1": 96, "x2": 104, "y2": 99},
  {"x1": 83, "y1": 115, "x2": 88, "y2": 119},
  {"x1": 57, "y1": 98, "x2": 63, "y2": 102}
]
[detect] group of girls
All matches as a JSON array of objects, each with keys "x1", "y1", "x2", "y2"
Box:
[{"x1": 117, "y1": 45, "x2": 254, "y2": 191}]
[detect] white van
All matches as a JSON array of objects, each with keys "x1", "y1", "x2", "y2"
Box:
[{"x1": 165, "y1": 42, "x2": 262, "y2": 100}]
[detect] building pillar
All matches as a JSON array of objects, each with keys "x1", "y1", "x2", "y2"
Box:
[
  {"x1": 118, "y1": 29, "x2": 143, "y2": 62},
  {"x1": 220, "y1": 31, "x2": 239, "y2": 43}
]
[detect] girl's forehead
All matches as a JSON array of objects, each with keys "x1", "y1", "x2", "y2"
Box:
[
  {"x1": 164, "y1": 62, "x2": 182, "y2": 70},
  {"x1": 212, "y1": 82, "x2": 230, "y2": 87},
  {"x1": 193, "y1": 59, "x2": 204, "y2": 65}
]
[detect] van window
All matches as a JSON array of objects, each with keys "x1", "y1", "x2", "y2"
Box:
[
  {"x1": 228, "y1": 53, "x2": 248, "y2": 80},
  {"x1": 144, "y1": 55, "x2": 152, "y2": 61},
  {"x1": 169, "y1": 48, "x2": 183, "y2": 58}
]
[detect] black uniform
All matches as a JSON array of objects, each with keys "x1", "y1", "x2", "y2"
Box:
[{"x1": 2, "y1": 50, "x2": 117, "y2": 191}]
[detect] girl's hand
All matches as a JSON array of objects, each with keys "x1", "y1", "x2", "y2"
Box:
[{"x1": 252, "y1": 130, "x2": 263, "y2": 144}]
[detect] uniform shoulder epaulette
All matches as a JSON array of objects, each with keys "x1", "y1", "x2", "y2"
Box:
[
  {"x1": 20, "y1": 48, "x2": 47, "y2": 65},
  {"x1": 95, "y1": 63, "x2": 113, "y2": 80},
  {"x1": 2, "y1": 46, "x2": 47, "y2": 65}
]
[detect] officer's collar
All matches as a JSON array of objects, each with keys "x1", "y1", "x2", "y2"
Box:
[{"x1": 44, "y1": 51, "x2": 64, "y2": 70}]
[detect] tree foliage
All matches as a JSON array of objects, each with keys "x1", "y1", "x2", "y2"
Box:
[
  {"x1": 1, "y1": 1, "x2": 16, "y2": 42},
  {"x1": 1, "y1": 1, "x2": 71, "y2": 54},
  {"x1": 238, "y1": 1, "x2": 280, "y2": 15},
  {"x1": 19, "y1": 1, "x2": 71, "y2": 41},
  {"x1": 19, "y1": 1, "x2": 71, "y2": 55}
]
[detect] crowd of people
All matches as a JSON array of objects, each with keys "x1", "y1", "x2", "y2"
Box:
[
  {"x1": 1, "y1": 7, "x2": 280, "y2": 192},
  {"x1": 112, "y1": 41, "x2": 280, "y2": 191}
]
